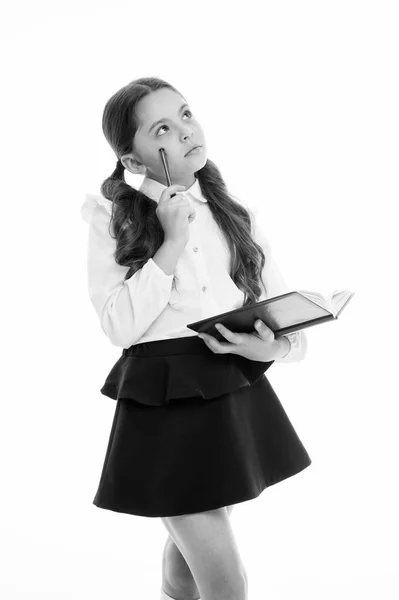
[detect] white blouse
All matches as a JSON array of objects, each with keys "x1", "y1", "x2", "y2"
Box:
[{"x1": 80, "y1": 175, "x2": 307, "y2": 362}]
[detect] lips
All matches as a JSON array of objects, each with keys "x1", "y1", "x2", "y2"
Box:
[{"x1": 185, "y1": 145, "x2": 201, "y2": 156}]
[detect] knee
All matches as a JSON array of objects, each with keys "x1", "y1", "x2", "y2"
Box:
[
  {"x1": 162, "y1": 536, "x2": 191, "y2": 580},
  {"x1": 212, "y1": 569, "x2": 248, "y2": 600}
]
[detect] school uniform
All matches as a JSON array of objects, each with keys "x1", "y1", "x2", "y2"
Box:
[{"x1": 80, "y1": 175, "x2": 312, "y2": 519}]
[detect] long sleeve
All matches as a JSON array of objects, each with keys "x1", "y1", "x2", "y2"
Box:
[
  {"x1": 251, "y1": 212, "x2": 308, "y2": 363},
  {"x1": 83, "y1": 197, "x2": 174, "y2": 348}
]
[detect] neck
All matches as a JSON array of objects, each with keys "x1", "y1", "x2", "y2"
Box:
[{"x1": 146, "y1": 170, "x2": 196, "y2": 189}]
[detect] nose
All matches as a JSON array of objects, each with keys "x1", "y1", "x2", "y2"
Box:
[{"x1": 182, "y1": 128, "x2": 194, "y2": 141}]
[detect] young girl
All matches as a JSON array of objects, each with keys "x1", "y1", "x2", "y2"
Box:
[{"x1": 81, "y1": 76, "x2": 312, "y2": 600}]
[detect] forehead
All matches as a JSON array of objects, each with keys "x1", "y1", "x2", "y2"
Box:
[{"x1": 136, "y1": 88, "x2": 185, "y2": 126}]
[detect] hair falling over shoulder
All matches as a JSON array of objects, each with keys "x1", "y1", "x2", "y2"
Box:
[{"x1": 100, "y1": 76, "x2": 268, "y2": 307}]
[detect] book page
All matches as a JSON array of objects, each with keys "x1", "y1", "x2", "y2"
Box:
[{"x1": 262, "y1": 293, "x2": 331, "y2": 330}]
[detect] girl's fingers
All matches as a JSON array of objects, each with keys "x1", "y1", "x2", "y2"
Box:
[
  {"x1": 200, "y1": 335, "x2": 216, "y2": 352},
  {"x1": 215, "y1": 323, "x2": 236, "y2": 342},
  {"x1": 198, "y1": 328, "x2": 239, "y2": 355}
]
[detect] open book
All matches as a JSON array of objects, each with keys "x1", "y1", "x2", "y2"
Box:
[{"x1": 187, "y1": 289, "x2": 355, "y2": 342}]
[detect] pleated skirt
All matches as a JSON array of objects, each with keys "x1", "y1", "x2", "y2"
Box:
[{"x1": 93, "y1": 335, "x2": 311, "y2": 518}]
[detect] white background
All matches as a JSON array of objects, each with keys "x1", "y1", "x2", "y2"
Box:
[{"x1": 1, "y1": 1, "x2": 398, "y2": 598}]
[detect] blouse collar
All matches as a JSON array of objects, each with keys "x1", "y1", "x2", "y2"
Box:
[
  {"x1": 81, "y1": 175, "x2": 207, "y2": 224},
  {"x1": 139, "y1": 175, "x2": 208, "y2": 204}
]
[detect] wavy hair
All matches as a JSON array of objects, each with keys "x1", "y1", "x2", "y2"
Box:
[{"x1": 100, "y1": 76, "x2": 268, "y2": 307}]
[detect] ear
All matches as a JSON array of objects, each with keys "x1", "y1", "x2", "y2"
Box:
[{"x1": 120, "y1": 153, "x2": 147, "y2": 176}]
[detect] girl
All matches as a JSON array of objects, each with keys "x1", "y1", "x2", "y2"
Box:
[{"x1": 81, "y1": 77, "x2": 311, "y2": 600}]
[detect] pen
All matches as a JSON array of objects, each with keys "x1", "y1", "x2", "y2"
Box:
[{"x1": 159, "y1": 148, "x2": 176, "y2": 197}]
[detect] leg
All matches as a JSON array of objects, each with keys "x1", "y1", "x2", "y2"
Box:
[
  {"x1": 162, "y1": 506, "x2": 235, "y2": 600},
  {"x1": 162, "y1": 535, "x2": 201, "y2": 600},
  {"x1": 161, "y1": 504, "x2": 247, "y2": 600}
]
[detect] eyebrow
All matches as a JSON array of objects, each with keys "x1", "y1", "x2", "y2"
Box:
[{"x1": 148, "y1": 103, "x2": 189, "y2": 134}]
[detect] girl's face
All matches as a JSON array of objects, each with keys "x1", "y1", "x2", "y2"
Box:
[{"x1": 126, "y1": 88, "x2": 207, "y2": 187}]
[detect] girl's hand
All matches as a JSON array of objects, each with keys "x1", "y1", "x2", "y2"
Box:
[{"x1": 197, "y1": 320, "x2": 279, "y2": 362}]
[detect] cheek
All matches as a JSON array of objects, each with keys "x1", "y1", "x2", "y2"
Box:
[
  {"x1": 147, "y1": 146, "x2": 172, "y2": 169},
  {"x1": 194, "y1": 122, "x2": 205, "y2": 138}
]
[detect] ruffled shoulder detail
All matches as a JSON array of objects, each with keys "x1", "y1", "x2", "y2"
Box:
[
  {"x1": 99, "y1": 343, "x2": 274, "y2": 406},
  {"x1": 80, "y1": 193, "x2": 113, "y2": 224}
]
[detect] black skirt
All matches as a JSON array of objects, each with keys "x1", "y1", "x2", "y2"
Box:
[{"x1": 93, "y1": 335, "x2": 311, "y2": 518}]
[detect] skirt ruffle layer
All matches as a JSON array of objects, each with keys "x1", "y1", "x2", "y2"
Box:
[{"x1": 100, "y1": 335, "x2": 274, "y2": 406}]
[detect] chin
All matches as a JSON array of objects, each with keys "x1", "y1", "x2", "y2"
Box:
[{"x1": 191, "y1": 152, "x2": 207, "y2": 169}]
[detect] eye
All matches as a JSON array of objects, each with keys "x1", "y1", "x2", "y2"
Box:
[{"x1": 156, "y1": 110, "x2": 193, "y2": 136}]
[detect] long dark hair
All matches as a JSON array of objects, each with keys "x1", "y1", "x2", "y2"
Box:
[{"x1": 100, "y1": 76, "x2": 268, "y2": 306}]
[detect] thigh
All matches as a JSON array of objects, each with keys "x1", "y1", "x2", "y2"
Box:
[{"x1": 161, "y1": 507, "x2": 245, "y2": 596}]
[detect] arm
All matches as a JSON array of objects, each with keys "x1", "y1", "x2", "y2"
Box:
[
  {"x1": 251, "y1": 214, "x2": 308, "y2": 363},
  {"x1": 265, "y1": 249, "x2": 308, "y2": 362},
  {"x1": 273, "y1": 334, "x2": 293, "y2": 359},
  {"x1": 85, "y1": 202, "x2": 178, "y2": 348}
]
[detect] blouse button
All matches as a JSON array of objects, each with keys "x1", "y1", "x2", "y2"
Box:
[
  {"x1": 202, "y1": 286, "x2": 207, "y2": 292},
  {"x1": 193, "y1": 246, "x2": 199, "y2": 252}
]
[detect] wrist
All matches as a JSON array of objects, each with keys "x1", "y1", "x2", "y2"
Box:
[{"x1": 273, "y1": 336, "x2": 291, "y2": 359}]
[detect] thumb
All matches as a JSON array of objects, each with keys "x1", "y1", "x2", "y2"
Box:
[{"x1": 255, "y1": 319, "x2": 273, "y2": 337}]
